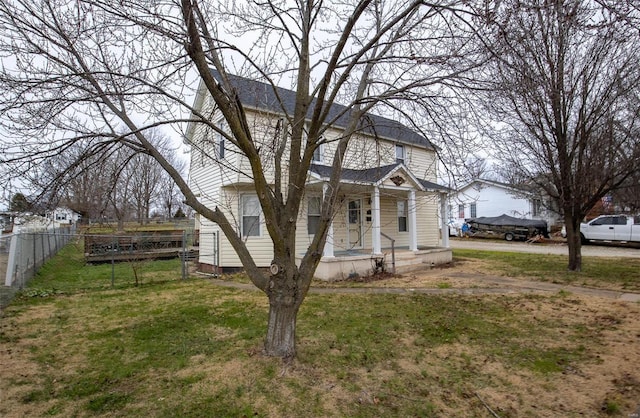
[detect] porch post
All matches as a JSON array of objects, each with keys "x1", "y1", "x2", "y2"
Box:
[
  {"x1": 408, "y1": 190, "x2": 418, "y2": 251},
  {"x1": 372, "y1": 186, "x2": 382, "y2": 255},
  {"x1": 440, "y1": 191, "x2": 450, "y2": 248},
  {"x1": 322, "y1": 183, "x2": 334, "y2": 257}
]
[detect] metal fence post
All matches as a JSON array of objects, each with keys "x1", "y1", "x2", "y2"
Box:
[{"x1": 181, "y1": 230, "x2": 187, "y2": 280}]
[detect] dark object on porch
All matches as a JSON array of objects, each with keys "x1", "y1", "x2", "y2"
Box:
[{"x1": 466, "y1": 214, "x2": 548, "y2": 241}]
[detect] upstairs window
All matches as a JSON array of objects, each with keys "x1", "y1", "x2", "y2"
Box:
[
  {"x1": 458, "y1": 204, "x2": 464, "y2": 219},
  {"x1": 470, "y1": 203, "x2": 477, "y2": 218},
  {"x1": 395, "y1": 144, "x2": 405, "y2": 164},
  {"x1": 312, "y1": 144, "x2": 323, "y2": 163},
  {"x1": 216, "y1": 119, "x2": 226, "y2": 159},
  {"x1": 531, "y1": 199, "x2": 541, "y2": 217}
]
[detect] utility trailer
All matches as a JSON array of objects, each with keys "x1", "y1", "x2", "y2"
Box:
[{"x1": 466, "y1": 214, "x2": 548, "y2": 241}]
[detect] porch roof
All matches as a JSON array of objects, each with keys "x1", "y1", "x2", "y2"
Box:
[{"x1": 310, "y1": 163, "x2": 449, "y2": 193}]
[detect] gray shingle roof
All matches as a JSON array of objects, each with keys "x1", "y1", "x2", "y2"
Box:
[
  {"x1": 418, "y1": 179, "x2": 450, "y2": 192},
  {"x1": 310, "y1": 163, "x2": 400, "y2": 184},
  {"x1": 309, "y1": 163, "x2": 449, "y2": 193},
  {"x1": 212, "y1": 71, "x2": 434, "y2": 150}
]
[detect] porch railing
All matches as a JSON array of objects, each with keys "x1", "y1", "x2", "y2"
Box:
[{"x1": 380, "y1": 232, "x2": 396, "y2": 274}]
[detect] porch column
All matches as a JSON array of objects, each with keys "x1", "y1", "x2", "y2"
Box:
[
  {"x1": 322, "y1": 183, "x2": 334, "y2": 257},
  {"x1": 372, "y1": 186, "x2": 382, "y2": 255},
  {"x1": 440, "y1": 191, "x2": 450, "y2": 248},
  {"x1": 408, "y1": 190, "x2": 418, "y2": 251}
]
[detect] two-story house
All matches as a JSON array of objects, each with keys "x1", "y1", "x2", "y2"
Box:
[{"x1": 186, "y1": 72, "x2": 451, "y2": 280}]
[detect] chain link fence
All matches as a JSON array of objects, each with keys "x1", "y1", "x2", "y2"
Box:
[
  {"x1": 1, "y1": 226, "x2": 76, "y2": 308},
  {"x1": 2, "y1": 226, "x2": 77, "y2": 289},
  {"x1": 1, "y1": 227, "x2": 203, "y2": 310}
]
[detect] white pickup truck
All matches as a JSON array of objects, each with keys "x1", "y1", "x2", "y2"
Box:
[{"x1": 580, "y1": 215, "x2": 640, "y2": 244}]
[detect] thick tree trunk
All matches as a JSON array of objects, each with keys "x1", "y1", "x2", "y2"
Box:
[
  {"x1": 565, "y1": 216, "x2": 583, "y2": 272},
  {"x1": 264, "y1": 294, "x2": 300, "y2": 358}
]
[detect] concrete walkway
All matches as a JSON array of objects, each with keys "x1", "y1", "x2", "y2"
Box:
[{"x1": 208, "y1": 276, "x2": 640, "y2": 302}]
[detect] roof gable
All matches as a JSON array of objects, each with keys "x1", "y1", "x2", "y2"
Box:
[{"x1": 309, "y1": 163, "x2": 447, "y2": 192}]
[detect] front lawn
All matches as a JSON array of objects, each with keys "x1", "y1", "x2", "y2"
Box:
[{"x1": 1, "y1": 243, "x2": 639, "y2": 417}]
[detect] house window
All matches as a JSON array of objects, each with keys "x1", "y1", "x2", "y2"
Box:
[
  {"x1": 312, "y1": 144, "x2": 322, "y2": 163},
  {"x1": 398, "y1": 200, "x2": 408, "y2": 232},
  {"x1": 532, "y1": 199, "x2": 541, "y2": 217},
  {"x1": 395, "y1": 144, "x2": 405, "y2": 164},
  {"x1": 458, "y1": 204, "x2": 464, "y2": 219},
  {"x1": 241, "y1": 195, "x2": 261, "y2": 237},
  {"x1": 470, "y1": 203, "x2": 477, "y2": 218},
  {"x1": 216, "y1": 119, "x2": 226, "y2": 159},
  {"x1": 307, "y1": 196, "x2": 321, "y2": 235}
]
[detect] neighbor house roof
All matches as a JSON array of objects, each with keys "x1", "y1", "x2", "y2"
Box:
[
  {"x1": 457, "y1": 178, "x2": 529, "y2": 195},
  {"x1": 211, "y1": 71, "x2": 435, "y2": 150}
]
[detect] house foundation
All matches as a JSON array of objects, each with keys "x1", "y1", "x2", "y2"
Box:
[{"x1": 308, "y1": 247, "x2": 452, "y2": 281}]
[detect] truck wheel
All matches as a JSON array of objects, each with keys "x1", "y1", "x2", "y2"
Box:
[
  {"x1": 505, "y1": 232, "x2": 514, "y2": 241},
  {"x1": 580, "y1": 233, "x2": 587, "y2": 245}
]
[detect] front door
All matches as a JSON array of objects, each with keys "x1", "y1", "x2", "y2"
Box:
[{"x1": 347, "y1": 199, "x2": 363, "y2": 249}]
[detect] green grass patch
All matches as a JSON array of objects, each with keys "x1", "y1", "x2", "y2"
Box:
[
  {"x1": 453, "y1": 249, "x2": 640, "y2": 290},
  {"x1": 2, "y1": 276, "x2": 604, "y2": 417},
  {"x1": 2, "y1": 243, "x2": 638, "y2": 416},
  {"x1": 19, "y1": 241, "x2": 183, "y2": 295}
]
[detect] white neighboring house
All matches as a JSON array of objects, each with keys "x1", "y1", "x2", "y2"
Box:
[
  {"x1": 46, "y1": 207, "x2": 81, "y2": 228},
  {"x1": 449, "y1": 179, "x2": 556, "y2": 228},
  {"x1": 185, "y1": 72, "x2": 452, "y2": 280}
]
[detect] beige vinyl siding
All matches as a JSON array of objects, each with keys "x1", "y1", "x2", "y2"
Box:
[
  {"x1": 416, "y1": 194, "x2": 440, "y2": 247},
  {"x1": 211, "y1": 188, "x2": 275, "y2": 267},
  {"x1": 377, "y1": 197, "x2": 409, "y2": 248},
  {"x1": 406, "y1": 148, "x2": 438, "y2": 182}
]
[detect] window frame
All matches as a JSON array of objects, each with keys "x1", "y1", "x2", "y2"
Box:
[
  {"x1": 458, "y1": 204, "x2": 464, "y2": 219},
  {"x1": 240, "y1": 194, "x2": 261, "y2": 237},
  {"x1": 307, "y1": 196, "x2": 321, "y2": 235},
  {"x1": 311, "y1": 142, "x2": 323, "y2": 163},
  {"x1": 470, "y1": 203, "x2": 477, "y2": 218},
  {"x1": 216, "y1": 119, "x2": 226, "y2": 159},
  {"x1": 395, "y1": 144, "x2": 405, "y2": 164},
  {"x1": 397, "y1": 200, "x2": 408, "y2": 232},
  {"x1": 531, "y1": 198, "x2": 542, "y2": 217}
]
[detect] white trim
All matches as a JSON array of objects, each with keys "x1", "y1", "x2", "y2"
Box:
[
  {"x1": 440, "y1": 192, "x2": 450, "y2": 248},
  {"x1": 372, "y1": 187, "x2": 381, "y2": 255},
  {"x1": 239, "y1": 194, "x2": 261, "y2": 237},
  {"x1": 306, "y1": 195, "x2": 321, "y2": 235},
  {"x1": 322, "y1": 183, "x2": 334, "y2": 257},
  {"x1": 408, "y1": 190, "x2": 417, "y2": 251}
]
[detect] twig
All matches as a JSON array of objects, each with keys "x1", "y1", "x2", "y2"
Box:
[{"x1": 475, "y1": 392, "x2": 501, "y2": 418}]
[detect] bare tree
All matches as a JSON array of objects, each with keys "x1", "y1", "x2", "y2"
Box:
[
  {"x1": 0, "y1": 0, "x2": 482, "y2": 358},
  {"x1": 126, "y1": 130, "x2": 179, "y2": 224},
  {"x1": 479, "y1": 0, "x2": 640, "y2": 271}
]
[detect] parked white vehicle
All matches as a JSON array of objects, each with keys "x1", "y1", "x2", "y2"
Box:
[{"x1": 580, "y1": 215, "x2": 640, "y2": 244}]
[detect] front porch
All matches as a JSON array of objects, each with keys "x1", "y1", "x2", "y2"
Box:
[{"x1": 308, "y1": 246, "x2": 452, "y2": 281}]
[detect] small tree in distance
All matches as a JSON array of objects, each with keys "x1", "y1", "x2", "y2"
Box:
[{"x1": 9, "y1": 193, "x2": 32, "y2": 213}]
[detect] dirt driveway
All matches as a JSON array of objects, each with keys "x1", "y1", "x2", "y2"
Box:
[{"x1": 449, "y1": 237, "x2": 640, "y2": 258}]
